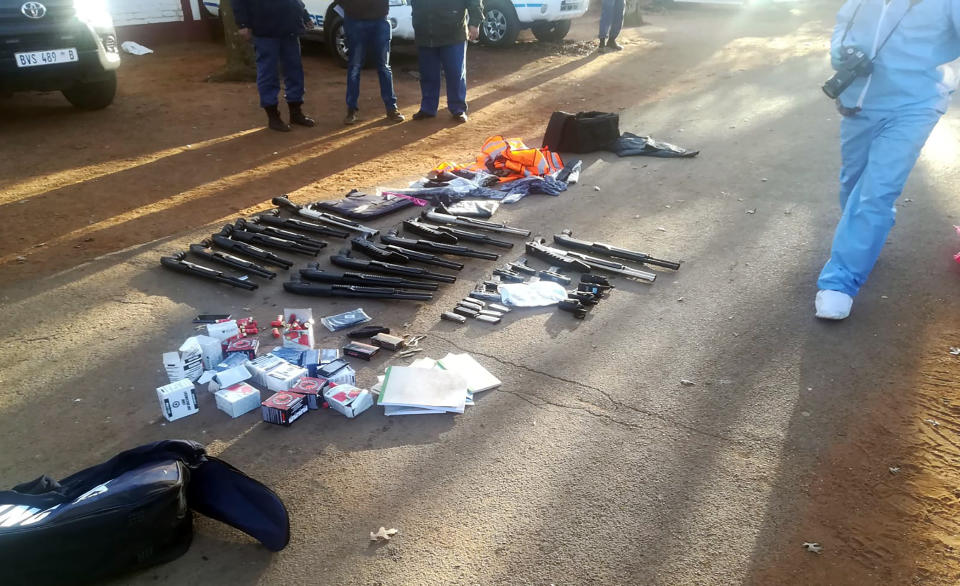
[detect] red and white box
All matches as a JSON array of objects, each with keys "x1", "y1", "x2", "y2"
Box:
[
  {"x1": 323, "y1": 384, "x2": 374, "y2": 419},
  {"x1": 291, "y1": 377, "x2": 329, "y2": 410},
  {"x1": 261, "y1": 391, "x2": 308, "y2": 426},
  {"x1": 226, "y1": 338, "x2": 260, "y2": 360},
  {"x1": 215, "y1": 382, "x2": 261, "y2": 418}
]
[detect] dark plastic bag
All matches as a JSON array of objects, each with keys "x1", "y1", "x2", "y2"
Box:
[
  {"x1": 0, "y1": 440, "x2": 289, "y2": 586},
  {"x1": 312, "y1": 189, "x2": 414, "y2": 220},
  {"x1": 543, "y1": 111, "x2": 621, "y2": 154},
  {"x1": 606, "y1": 132, "x2": 700, "y2": 158}
]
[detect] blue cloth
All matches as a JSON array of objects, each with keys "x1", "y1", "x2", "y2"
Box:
[
  {"x1": 599, "y1": 0, "x2": 624, "y2": 40},
  {"x1": 253, "y1": 35, "x2": 305, "y2": 107},
  {"x1": 417, "y1": 42, "x2": 467, "y2": 116},
  {"x1": 344, "y1": 17, "x2": 398, "y2": 111},
  {"x1": 832, "y1": 0, "x2": 960, "y2": 113},
  {"x1": 234, "y1": 0, "x2": 310, "y2": 38},
  {"x1": 817, "y1": 108, "x2": 941, "y2": 296}
]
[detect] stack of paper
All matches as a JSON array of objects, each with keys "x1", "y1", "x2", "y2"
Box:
[
  {"x1": 377, "y1": 366, "x2": 469, "y2": 416},
  {"x1": 437, "y1": 353, "x2": 501, "y2": 394}
]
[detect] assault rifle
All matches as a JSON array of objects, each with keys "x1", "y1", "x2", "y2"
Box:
[
  {"x1": 284, "y1": 280, "x2": 433, "y2": 301},
  {"x1": 218, "y1": 224, "x2": 320, "y2": 256},
  {"x1": 553, "y1": 232, "x2": 680, "y2": 270},
  {"x1": 209, "y1": 235, "x2": 294, "y2": 269},
  {"x1": 350, "y1": 237, "x2": 410, "y2": 263},
  {"x1": 188, "y1": 243, "x2": 276, "y2": 279},
  {"x1": 161, "y1": 253, "x2": 258, "y2": 290},
  {"x1": 272, "y1": 196, "x2": 378, "y2": 237},
  {"x1": 257, "y1": 209, "x2": 349, "y2": 239},
  {"x1": 421, "y1": 210, "x2": 531, "y2": 237},
  {"x1": 234, "y1": 218, "x2": 328, "y2": 250},
  {"x1": 526, "y1": 240, "x2": 657, "y2": 282},
  {"x1": 381, "y1": 229, "x2": 499, "y2": 260},
  {"x1": 331, "y1": 253, "x2": 457, "y2": 283},
  {"x1": 408, "y1": 220, "x2": 514, "y2": 249},
  {"x1": 299, "y1": 266, "x2": 439, "y2": 291}
]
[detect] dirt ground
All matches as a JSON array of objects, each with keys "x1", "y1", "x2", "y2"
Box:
[{"x1": 2, "y1": 3, "x2": 960, "y2": 585}]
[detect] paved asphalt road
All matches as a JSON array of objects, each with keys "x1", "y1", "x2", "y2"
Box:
[{"x1": 2, "y1": 2, "x2": 959, "y2": 584}]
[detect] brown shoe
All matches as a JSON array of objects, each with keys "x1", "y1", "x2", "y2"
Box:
[
  {"x1": 344, "y1": 109, "x2": 359, "y2": 125},
  {"x1": 386, "y1": 109, "x2": 405, "y2": 122}
]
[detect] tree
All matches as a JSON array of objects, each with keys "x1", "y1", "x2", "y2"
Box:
[{"x1": 208, "y1": 0, "x2": 256, "y2": 82}]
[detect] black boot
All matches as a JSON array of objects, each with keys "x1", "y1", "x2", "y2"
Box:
[
  {"x1": 264, "y1": 105, "x2": 291, "y2": 132},
  {"x1": 608, "y1": 37, "x2": 624, "y2": 51},
  {"x1": 288, "y1": 102, "x2": 316, "y2": 127},
  {"x1": 597, "y1": 37, "x2": 607, "y2": 54}
]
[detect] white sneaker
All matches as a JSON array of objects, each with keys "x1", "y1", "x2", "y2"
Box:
[{"x1": 815, "y1": 290, "x2": 853, "y2": 320}]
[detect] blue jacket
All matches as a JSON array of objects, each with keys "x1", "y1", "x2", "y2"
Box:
[
  {"x1": 832, "y1": 0, "x2": 960, "y2": 112},
  {"x1": 234, "y1": 0, "x2": 311, "y2": 38}
]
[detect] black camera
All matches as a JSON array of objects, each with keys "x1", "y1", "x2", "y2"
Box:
[{"x1": 822, "y1": 47, "x2": 873, "y2": 99}]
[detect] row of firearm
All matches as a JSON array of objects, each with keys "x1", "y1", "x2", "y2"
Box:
[{"x1": 160, "y1": 197, "x2": 681, "y2": 317}]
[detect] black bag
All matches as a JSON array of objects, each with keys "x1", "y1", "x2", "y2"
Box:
[
  {"x1": 312, "y1": 189, "x2": 415, "y2": 220},
  {"x1": 0, "y1": 440, "x2": 289, "y2": 586},
  {"x1": 542, "y1": 111, "x2": 621, "y2": 154}
]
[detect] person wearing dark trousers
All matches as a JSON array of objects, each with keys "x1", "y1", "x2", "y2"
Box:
[
  {"x1": 598, "y1": 0, "x2": 625, "y2": 53},
  {"x1": 337, "y1": 0, "x2": 404, "y2": 125},
  {"x1": 410, "y1": 0, "x2": 483, "y2": 123},
  {"x1": 234, "y1": 0, "x2": 316, "y2": 132}
]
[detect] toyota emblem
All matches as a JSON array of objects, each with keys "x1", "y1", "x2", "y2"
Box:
[{"x1": 21, "y1": 2, "x2": 47, "y2": 19}]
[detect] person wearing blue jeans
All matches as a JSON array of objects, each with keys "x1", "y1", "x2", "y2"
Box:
[
  {"x1": 410, "y1": 0, "x2": 483, "y2": 123},
  {"x1": 339, "y1": 0, "x2": 403, "y2": 124},
  {"x1": 599, "y1": 0, "x2": 625, "y2": 53},
  {"x1": 815, "y1": 0, "x2": 960, "y2": 320},
  {"x1": 234, "y1": 0, "x2": 316, "y2": 132}
]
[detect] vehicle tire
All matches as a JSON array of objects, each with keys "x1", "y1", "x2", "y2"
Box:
[
  {"x1": 531, "y1": 19, "x2": 571, "y2": 43},
  {"x1": 325, "y1": 13, "x2": 349, "y2": 68},
  {"x1": 62, "y1": 72, "x2": 116, "y2": 110},
  {"x1": 480, "y1": 0, "x2": 520, "y2": 47}
]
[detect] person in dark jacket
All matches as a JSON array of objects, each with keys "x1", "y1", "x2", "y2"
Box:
[
  {"x1": 337, "y1": 0, "x2": 404, "y2": 125},
  {"x1": 234, "y1": 0, "x2": 316, "y2": 132},
  {"x1": 410, "y1": 0, "x2": 483, "y2": 123}
]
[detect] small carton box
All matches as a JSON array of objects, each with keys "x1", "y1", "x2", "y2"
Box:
[
  {"x1": 261, "y1": 391, "x2": 308, "y2": 426},
  {"x1": 226, "y1": 337, "x2": 259, "y2": 360},
  {"x1": 265, "y1": 362, "x2": 308, "y2": 392},
  {"x1": 215, "y1": 382, "x2": 261, "y2": 418},
  {"x1": 156, "y1": 379, "x2": 199, "y2": 422},
  {"x1": 246, "y1": 354, "x2": 285, "y2": 388},
  {"x1": 290, "y1": 377, "x2": 329, "y2": 410},
  {"x1": 323, "y1": 384, "x2": 373, "y2": 419}
]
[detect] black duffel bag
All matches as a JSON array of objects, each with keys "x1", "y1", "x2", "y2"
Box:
[
  {"x1": 542, "y1": 111, "x2": 621, "y2": 154},
  {"x1": 0, "y1": 440, "x2": 289, "y2": 586}
]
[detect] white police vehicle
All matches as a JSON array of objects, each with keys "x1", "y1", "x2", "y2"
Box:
[{"x1": 480, "y1": 0, "x2": 589, "y2": 46}]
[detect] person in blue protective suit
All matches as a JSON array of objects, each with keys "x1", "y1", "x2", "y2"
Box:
[
  {"x1": 235, "y1": 0, "x2": 316, "y2": 132},
  {"x1": 815, "y1": 0, "x2": 960, "y2": 320}
]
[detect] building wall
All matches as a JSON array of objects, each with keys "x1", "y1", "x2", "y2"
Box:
[
  {"x1": 109, "y1": 0, "x2": 215, "y2": 45},
  {"x1": 108, "y1": 0, "x2": 186, "y2": 27}
]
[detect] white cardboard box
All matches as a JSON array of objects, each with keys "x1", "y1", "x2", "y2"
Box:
[
  {"x1": 156, "y1": 379, "x2": 199, "y2": 422},
  {"x1": 323, "y1": 384, "x2": 373, "y2": 418},
  {"x1": 215, "y1": 382, "x2": 261, "y2": 418},
  {"x1": 266, "y1": 363, "x2": 307, "y2": 392}
]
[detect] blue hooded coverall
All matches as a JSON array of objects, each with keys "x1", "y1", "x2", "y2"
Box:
[{"x1": 818, "y1": 0, "x2": 960, "y2": 297}]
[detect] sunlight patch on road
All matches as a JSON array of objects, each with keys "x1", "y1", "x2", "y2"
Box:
[{"x1": 0, "y1": 128, "x2": 261, "y2": 206}]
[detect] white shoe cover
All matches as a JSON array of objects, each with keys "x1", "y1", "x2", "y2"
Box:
[{"x1": 815, "y1": 290, "x2": 853, "y2": 320}]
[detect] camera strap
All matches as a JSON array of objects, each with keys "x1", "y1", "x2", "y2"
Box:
[{"x1": 840, "y1": 0, "x2": 921, "y2": 61}]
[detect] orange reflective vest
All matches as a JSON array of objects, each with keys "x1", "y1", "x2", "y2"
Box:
[{"x1": 467, "y1": 136, "x2": 564, "y2": 182}]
